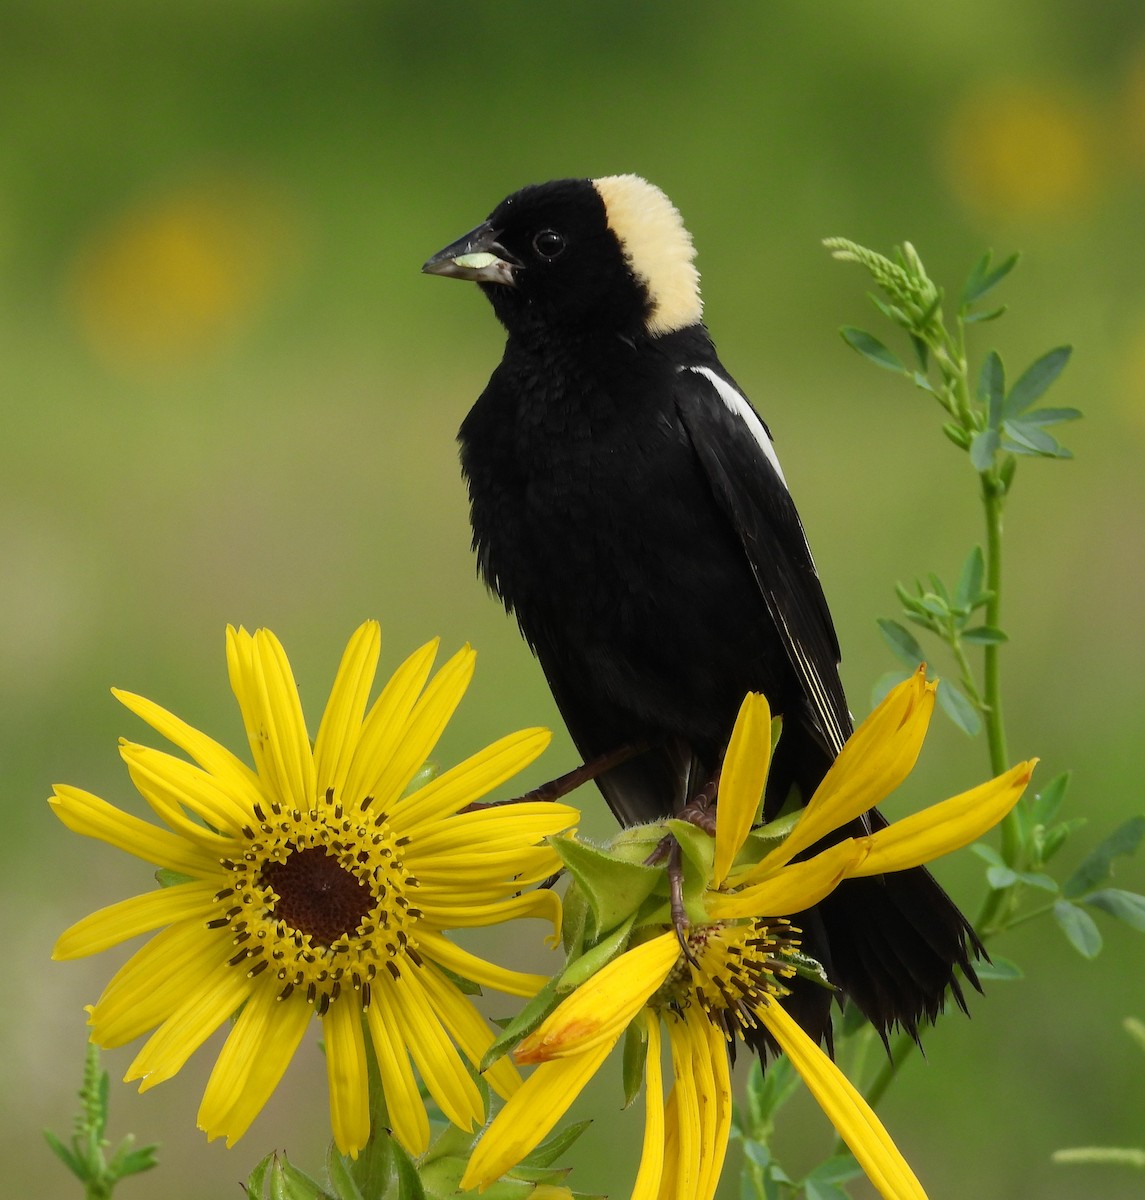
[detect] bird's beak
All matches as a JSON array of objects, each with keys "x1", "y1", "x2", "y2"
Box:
[{"x1": 422, "y1": 222, "x2": 521, "y2": 286}]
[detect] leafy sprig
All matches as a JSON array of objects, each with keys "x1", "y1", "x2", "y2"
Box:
[{"x1": 44, "y1": 1044, "x2": 158, "y2": 1200}]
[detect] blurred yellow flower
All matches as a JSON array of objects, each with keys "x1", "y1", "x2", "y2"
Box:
[
  {"x1": 463, "y1": 671, "x2": 1036, "y2": 1200},
  {"x1": 68, "y1": 177, "x2": 295, "y2": 374},
  {"x1": 942, "y1": 80, "x2": 1101, "y2": 220},
  {"x1": 52, "y1": 621, "x2": 574, "y2": 1156}
]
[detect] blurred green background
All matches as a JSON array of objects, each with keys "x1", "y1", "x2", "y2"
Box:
[{"x1": 5, "y1": 2, "x2": 1144, "y2": 1197}]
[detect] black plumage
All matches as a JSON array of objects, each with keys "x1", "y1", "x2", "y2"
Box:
[{"x1": 424, "y1": 174, "x2": 978, "y2": 1043}]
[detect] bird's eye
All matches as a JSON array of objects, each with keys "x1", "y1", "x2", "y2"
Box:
[{"x1": 531, "y1": 229, "x2": 567, "y2": 260}]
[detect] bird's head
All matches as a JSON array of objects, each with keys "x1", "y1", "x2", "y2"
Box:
[{"x1": 423, "y1": 175, "x2": 703, "y2": 339}]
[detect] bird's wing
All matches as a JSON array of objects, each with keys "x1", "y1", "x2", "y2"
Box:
[{"x1": 674, "y1": 364, "x2": 852, "y2": 757}]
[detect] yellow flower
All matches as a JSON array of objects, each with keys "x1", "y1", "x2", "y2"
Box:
[
  {"x1": 462, "y1": 669, "x2": 1036, "y2": 1200},
  {"x1": 52, "y1": 622, "x2": 576, "y2": 1157}
]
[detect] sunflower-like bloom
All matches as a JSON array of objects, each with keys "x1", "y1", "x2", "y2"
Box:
[
  {"x1": 52, "y1": 622, "x2": 577, "y2": 1157},
  {"x1": 462, "y1": 669, "x2": 1036, "y2": 1200}
]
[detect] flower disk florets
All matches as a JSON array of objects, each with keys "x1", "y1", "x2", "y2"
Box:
[
  {"x1": 216, "y1": 787, "x2": 423, "y2": 1015},
  {"x1": 657, "y1": 918, "x2": 801, "y2": 1040}
]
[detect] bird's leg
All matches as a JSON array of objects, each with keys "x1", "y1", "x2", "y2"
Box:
[
  {"x1": 675, "y1": 768, "x2": 721, "y2": 834},
  {"x1": 460, "y1": 742, "x2": 647, "y2": 813},
  {"x1": 644, "y1": 769, "x2": 722, "y2": 961}
]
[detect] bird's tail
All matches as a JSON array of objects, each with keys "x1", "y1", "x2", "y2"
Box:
[{"x1": 767, "y1": 718, "x2": 982, "y2": 1046}]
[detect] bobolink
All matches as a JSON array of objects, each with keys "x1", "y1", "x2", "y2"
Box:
[{"x1": 424, "y1": 174, "x2": 977, "y2": 1041}]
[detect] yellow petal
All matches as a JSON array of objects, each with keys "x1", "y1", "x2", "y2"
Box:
[
  {"x1": 49, "y1": 786, "x2": 218, "y2": 878},
  {"x1": 461, "y1": 1037, "x2": 616, "y2": 1191},
  {"x1": 758, "y1": 669, "x2": 934, "y2": 872},
  {"x1": 125, "y1": 961, "x2": 250, "y2": 1090},
  {"x1": 414, "y1": 845, "x2": 563, "y2": 894},
  {"x1": 686, "y1": 1008, "x2": 729, "y2": 1200},
  {"x1": 313, "y1": 621, "x2": 381, "y2": 798},
  {"x1": 702, "y1": 1014, "x2": 733, "y2": 1200},
  {"x1": 665, "y1": 1017, "x2": 700, "y2": 1200},
  {"x1": 366, "y1": 985, "x2": 430, "y2": 1156},
  {"x1": 389, "y1": 968, "x2": 485, "y2": 1132},
  {"x1": 342, "y1": 638, "x2": 439, "y2": 806},
  {"x1": 760, "y1": 1000, "x2": 928, "y2": 1200},
  {"x1": 112, "y1": 686, "x2": 264, "y2": 812},
  {"x1": 852, "y1": 760, "x2": 1036, "y2": 877},
  {"x1": 398, "y1": 727, "x2": 553, "y2": 831},
  {"x1": 54, "y1": 881, "x2": 220, "y2": 959},
  {"x1": 118, "y1": 742, "x2": 248, "y2": 837},
  {"x1": 417, "y1": 961, "x2": 522, "y2": 1101},
  {"x1": 363, "y1": 644, "x2": 477, "y2": 808},
  {"x1": 711, "y1": 840, "x2": 865, "y2": 920},
  {"x1": 252, "y1": 628, "x2": 317, "y2": 808},
  {"x1": 631, "y1": 1012, "x2": 666, "y2": 1200},
  {"x1": 120, "y1": 743, "x2": 235, "y2": 849},
  {"x1": 405, "y1": 801, "x2": 577, "y2": 859},
  {"x1": 714, "y1": 693, "x2": 772, "y2": 887},
  {"x1": 323, "y1": 995, "x2": 371, "y2": 1156},
  {"x1": 516, "y1": 933, "x2": 679, "y2": 1063},
  {"x1": 419, "y1": 887, "x2": 562, "y2": 937},
  {"x1": 89, "y1": 919, "x2": 234, "y2": 1047},
  {"x1": 418, "y1": 929, "x2": 551, "y2": 998},
  {"x1": 198, "y1": 980, "x2": 311, "y2": 1146},
  {"x1": 657, "y1": 1088, "x2": 681, "y2": 1200}
]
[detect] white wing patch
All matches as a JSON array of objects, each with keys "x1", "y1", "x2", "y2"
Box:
[
  {"x1": 685, "y1": 366, "x2": 789, "y2": 487},
  {"x1": 684, "y1": 365, "x2": 851, "y2": 757}
]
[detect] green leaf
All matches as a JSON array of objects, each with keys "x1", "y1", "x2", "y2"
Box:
[
  {"x1": 969, "y1": 428, "x2": 1000, "y2": 472},
  {"x1": 986, "y1": 864, "x2": 1018, "y2": 889},
  {"x1": 479, "y1": 977, "x2": 561, "y2": 1071},
  {"x1": 1084, "y1": 889, "x2": 1145, "y2": 932},
  {"x1": 804, "y1": 1154, "x2": 862, "y2": 1187},
  {"x1": 388, "y1": 1140, "x2": 427, "y2": 1200},
  {"x1": 42, "y1": 1130, "x2": 85, "y2": 1181},
  {"x1": 963, "y1": 305, "x2": 1007, "y2": 324},
  {"x1": 622, "y1": 1018, "x2": 649, "y2": 1109},
  {"x1": 325, "y1": 1144, "x2": 365, "y2": 1200},
  {"x1": 1002, "y1": 419, "x2": 1072, "y2": 458},
  {"x1": 155, "y1": 867, "x2": 195, "y2": 888},
  {"x1": 108, "y1": 1140, "x2": 159, "y2": 1179},
  {"x1": 1029, "y1": 772, "x2": 1071, "y2": 828},
  {"x1": 247, "y1": 1154, "x2": 275, "y2": 1199},
  {"x1": 840, "y1": 327, "x2": 907, "y2": 373},
  {"x1": 942, "y1": 422, "x2": 972, "y2": 449},
  {"x1": 870, "y1": 669, "x2": 911, "y2": 709},
  {"x1": 745, "y1": 1055, "x2": 801, "y2": 1127},
  {"x1": 974, "y1": 955, "x2": 1024, "y2": 981},
  {"x1": 1062, "y1": 816, "x2": 1145, "y2": 899},
  {"x1": 954, "y1": 545, "x2": 986, "y2": 612},
  {"x1": 977, "y1": 350, "x2": 1005, "y2": 429},
  {"x1": 1022, "y1": 406, "x2": 1083, "y2": 426},
  {"x1": 805, "y1": 1181, "x2": 851, "y2": 1200},
  {"x1": 519, "y1": 1119, "x2": 593, "y2": 1168},
  {"x1": 877, "y1": 618, "x2": 924, "y2": 667},
  {"x1": 1004, "y1": 345, "x2": 1072, "y2": 417},
  {"x1": 961, "y1": 249, "x2": 1019, "y2": 308},
  {"x1": 961, "y1": 625, "x2": 1008, "y2": 645},
  {"x1": 972, "y1": 842, "x2": 1006, "y2": 867},
  {"x1": 271, "y1": 1156, "x2": 330, "y2": 1200},
  {"x1": 550, "y1": 835, "x2": 662, "y2": 937},
  {"x1": 1038, "y1": 817, "x2": 1087, "y2": 864},
  {"x1": 936, "y1": 679, "x2": 982, "y2": 736},
  {"x1": 557, "y1": 915, "x2": 635, "y2": 991},
  {"x1": 1054, "y1": 900, "x2": 1103, "y2": 958}
]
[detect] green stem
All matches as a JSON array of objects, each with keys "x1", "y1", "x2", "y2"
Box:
[
  {"x1": 861, "y1": 1031, "x2": 917, "y2": 1113},
  {"x1": 980, "y1": 474, "x2": 1010, "y2": 780}
]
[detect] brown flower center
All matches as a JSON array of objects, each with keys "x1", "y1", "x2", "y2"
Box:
[{"x1": 261, "y1": 846, "x2": 375, "y2": 947}]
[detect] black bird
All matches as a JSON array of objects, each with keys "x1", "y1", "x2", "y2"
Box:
[{"x1": 423, "y1": 174, "x2": 978, "y2": 1043}]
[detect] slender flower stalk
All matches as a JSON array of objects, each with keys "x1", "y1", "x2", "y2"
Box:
[
  {"x1": 52, "y1": 621, "x2": 576, "y2": 1157},
  {"x1": 462, "y1": 670, "x2": 1036, "y2": 1200}
]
